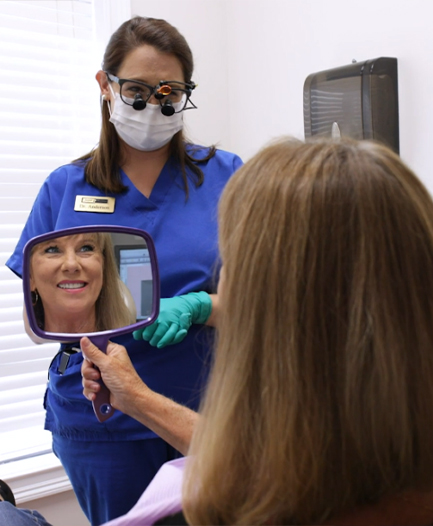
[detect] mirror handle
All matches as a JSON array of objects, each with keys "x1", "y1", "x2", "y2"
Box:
[
  {"x1": 92, "y1": 376, "x2": 114, "y2": 423},
  {"x1": 88, "y1": 335, "x2": 115, "y2": 423}
]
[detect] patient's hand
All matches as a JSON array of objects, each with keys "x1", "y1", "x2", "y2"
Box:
[
  {"x1": 81, "y1": 337, "x2": 149, "y2": 418},
  {"x1": 81, "y1": 336, "x2": 198, "y2": 455}
]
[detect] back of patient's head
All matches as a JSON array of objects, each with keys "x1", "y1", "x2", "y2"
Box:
[{"x1": 184, "y1": 137, "x2": 433, "y2": 525}]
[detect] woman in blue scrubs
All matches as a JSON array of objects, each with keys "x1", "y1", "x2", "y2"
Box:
[{"x1": 7, "y1": 16, "x2": 242, "y2": 526}]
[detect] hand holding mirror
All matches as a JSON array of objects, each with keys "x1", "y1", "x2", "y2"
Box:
[{"x1": 22, "y1": 225, "x2": 160, "y2": 423}]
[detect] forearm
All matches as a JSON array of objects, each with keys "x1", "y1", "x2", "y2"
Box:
[
  {"x1": 123, "y1": 385, "x2": 199, "y2": 456},
  {"x1": 81, "y1": 337, "x2": 199, "y2": 454}
]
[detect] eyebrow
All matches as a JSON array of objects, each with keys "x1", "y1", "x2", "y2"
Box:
[
  {"x1": 38, "y1": 238, "x2": 60, "y2": 248},
  {"x1": 119, "y1": 76, "x2": 185, "y2": 85},
  {"x1": 119, "y1": 76, "x2": 153, "y2": 84},
  {"x1": 37, "y1": 235, "x2": 98, "y2": 248}
]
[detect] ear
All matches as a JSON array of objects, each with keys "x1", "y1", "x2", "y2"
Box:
[{"x1": 96, "y1": 70, "x2": 111, "y2": 101}]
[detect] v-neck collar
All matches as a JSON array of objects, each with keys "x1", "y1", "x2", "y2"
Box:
[{"x1": 120, "y1": 156, "x2": 178, "y2": 209}]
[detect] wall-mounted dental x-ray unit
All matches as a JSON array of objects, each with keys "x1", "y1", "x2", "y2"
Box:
[{"x1": 303, "y1": 57, "x2": 399, "y2": 153}]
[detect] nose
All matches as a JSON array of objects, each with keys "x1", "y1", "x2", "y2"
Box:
[
  {"x1": 147, "y1": 93, "x2": 161, "y2": 106},
  {"x1": 61, "y1": 249, "x2": 80, "y2": 272}
]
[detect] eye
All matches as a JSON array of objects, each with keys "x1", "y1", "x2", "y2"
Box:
[
  {"x1": 44, "y1": 245, "x2": 60, "y2": 254},
  {"x1": 127, "y1": 86, "x2": 144, "y2": 94},
  {"x1": 79, "y1": 244, "x2": 95, "y2": 253},
  {"x1": 122, "y1": 81, "x2": 152, "y2": 99},
  {"x1": 167, "y1": 90, "x2": 183, "y2": 102}
]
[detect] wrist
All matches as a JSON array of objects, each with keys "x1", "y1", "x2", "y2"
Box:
[{"x1": 187, "y1": 291, "x2": 212, "y2": 324}]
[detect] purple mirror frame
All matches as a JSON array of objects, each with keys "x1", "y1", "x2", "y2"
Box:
[{"x1": 22, "y1": 225, "x2": 161, "y2": 343}]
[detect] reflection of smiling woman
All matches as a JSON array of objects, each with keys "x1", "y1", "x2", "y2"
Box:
[
  {"x1": 31, "y1": 234, "x2": 104, "y2": 333},
  {"x1": 30, "y1": 233, "x2": 132, "y2": 333}
]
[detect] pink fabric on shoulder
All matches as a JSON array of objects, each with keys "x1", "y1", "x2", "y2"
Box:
[{"x1": 103, "y1": 457, "x2": 186, "y2": 526}]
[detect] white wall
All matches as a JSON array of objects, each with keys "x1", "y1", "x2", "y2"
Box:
[
  {"x1": 226, "y1": 0, "x2": 433, "y2": 191},
  {"x1": 132, "y1": 0, "x2": 433, "y2": 192}
]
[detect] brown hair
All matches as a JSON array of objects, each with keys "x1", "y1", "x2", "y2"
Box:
[
  {"x1": 75, "y1": 16, "x2": 215, "y2": 196},
  {"x1": 183, "y1": 137, "x2": 433, "y2": 524}
]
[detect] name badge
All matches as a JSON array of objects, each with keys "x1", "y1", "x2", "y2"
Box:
[{"x1": 74, "y1": 195, "x2": 115, "y2": 213}]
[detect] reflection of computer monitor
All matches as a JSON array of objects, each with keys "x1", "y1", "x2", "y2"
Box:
[
  {"x1": 141, "y1": 280, "x2": 153, "y2": 318},
  {"x1": 116, "y1": 246, "x2": 153, "y2": 320}
]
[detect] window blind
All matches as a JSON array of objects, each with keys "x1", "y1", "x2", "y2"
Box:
[{"x1": 0, "y1": 0, "x2": 102, "y2": 464}]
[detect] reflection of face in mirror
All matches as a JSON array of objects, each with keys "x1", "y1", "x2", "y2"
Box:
[{"x1": 30, "y1": 233, "x2": 134, "y2": 333}]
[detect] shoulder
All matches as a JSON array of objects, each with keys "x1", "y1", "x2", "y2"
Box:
[
  {"x1": 39, "y1": 162, "x2": 95, "y2": 201},
  {"x1": 45, "y1": 161, "x2": 87, "y2": 186},
  {"x1": 6, "y1": 162, "x2": 93, "y2": 277},
  {"x1": 213, "y1": 148, "x2": 243, "y2": 170},
  {"x1": 186, "y1": 144, "x2": 243, "y2": 173}
]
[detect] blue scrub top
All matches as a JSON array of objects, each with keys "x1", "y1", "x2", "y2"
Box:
[{"x1": 7, "y1": 146, "x2": 243, "y2": 440}]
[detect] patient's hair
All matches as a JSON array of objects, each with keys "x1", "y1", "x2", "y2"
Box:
[
  {"x1": 95, "y1": 233, "x2": 134, "y2": 330},
  {"x1": 183, "y1": 137, "x2": 433, "y2": 525}
]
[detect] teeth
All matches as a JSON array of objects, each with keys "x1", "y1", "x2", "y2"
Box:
[{"x1": 58, "y1": 283, "x2": 85, "y2": 289}]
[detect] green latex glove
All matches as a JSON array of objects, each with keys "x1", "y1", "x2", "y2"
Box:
[{"x1": 133, "y1": 292, "x2": 212, "y2": 348}]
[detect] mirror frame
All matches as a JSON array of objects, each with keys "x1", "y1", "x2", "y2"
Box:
[{"x1": 22, "y1": 225, "x2": 160, "y2": 342}]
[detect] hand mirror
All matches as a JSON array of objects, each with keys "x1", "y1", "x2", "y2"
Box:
[{"x1": 22, "y1": 225, "x2": 160, "y2": 422}]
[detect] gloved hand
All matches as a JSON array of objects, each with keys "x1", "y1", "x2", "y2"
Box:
[{"x1": 133, "y1": 291, "x2": 212, "y2": 348}]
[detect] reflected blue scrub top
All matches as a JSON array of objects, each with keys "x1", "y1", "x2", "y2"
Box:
[{"x1": 7, "y1": 147, "x2": 243, "y2": 440}]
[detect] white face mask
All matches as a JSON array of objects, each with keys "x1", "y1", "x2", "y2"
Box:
[{"x1": 107, "y1": 87, "x2": 184, "y2": 152}]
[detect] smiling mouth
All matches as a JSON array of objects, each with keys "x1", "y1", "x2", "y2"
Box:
[{"x1": 58, "y1": 282, "x2": 87, "y2": 290}]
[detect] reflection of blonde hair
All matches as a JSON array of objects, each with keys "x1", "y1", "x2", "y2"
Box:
[
  {"x1": 95, "y1": 233, "x2": 134, "y2": 331},
  {"x1": 31, "y1": 232, "x2": 133, "y2": 332},
  {"x1": 184, "y1": 138, "x2": 433, "y2": 525}
]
